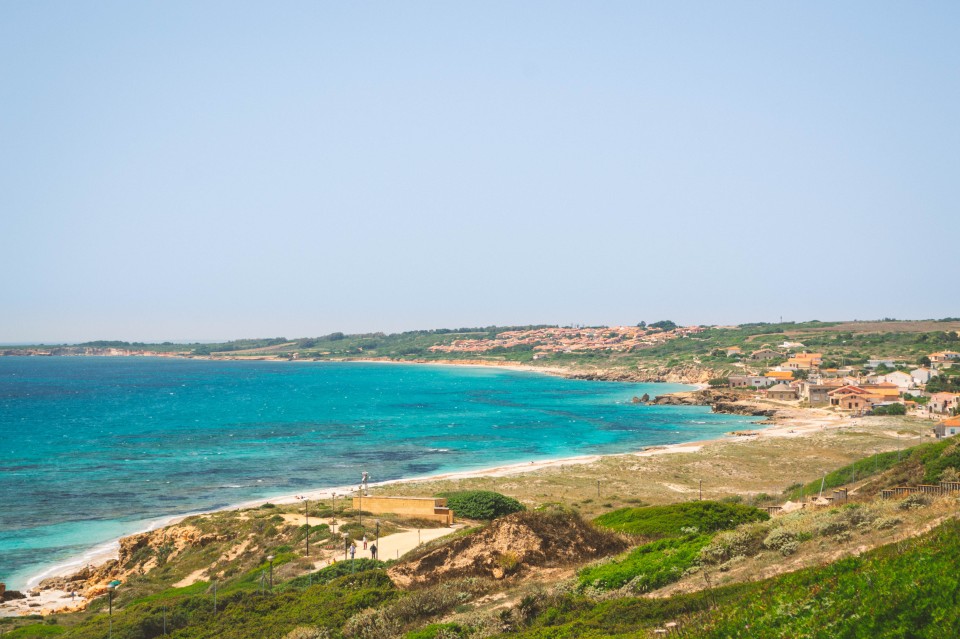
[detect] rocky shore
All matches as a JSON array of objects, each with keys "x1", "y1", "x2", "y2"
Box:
[{"x1": 650, "y1": 389, "x2": 777, "y2": 417}]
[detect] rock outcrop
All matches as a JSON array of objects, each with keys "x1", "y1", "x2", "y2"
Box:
[
  {"x1": 37, "y1": 524, "x2": 225, "y2": 599},
  {"x1": 387, "y1": 510, "x2": 627, "y2": 589},
  {"x1": 652, "y1": 389, "x2": 776, "y2": 417}
]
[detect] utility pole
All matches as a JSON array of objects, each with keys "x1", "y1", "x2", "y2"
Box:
[
  {"x1": 699, "y1": 479, "x2": 703, "y2": 501},
  {"x1": 213, "y1": 579, "x2": 217, "y2": 614},
  {"x1": 596, "y1": 479, "x2": 600, "y2": 497},
  {"x1": 304, "y1": 498, "x2": 310, "y2": 557}
]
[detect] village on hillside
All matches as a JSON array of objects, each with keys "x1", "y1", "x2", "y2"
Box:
[
  {"x1": 427, "y1": 323, "x2": 703, "y2": 356},
  {"x1": 722, "y1": 345, "x2": 960, "y2": 438}
]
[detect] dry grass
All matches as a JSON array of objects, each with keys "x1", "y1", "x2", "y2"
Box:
[{"x1": 374, "y1": 413, "x2": 930, "y2": 520}]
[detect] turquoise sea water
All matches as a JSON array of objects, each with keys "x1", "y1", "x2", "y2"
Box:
[{"x1": 0, "y1": 357, "x2": 753, "y2": 589}]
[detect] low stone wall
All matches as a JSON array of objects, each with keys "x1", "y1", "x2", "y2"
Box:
[{"x1": 353, "y1": 496, "x2": 454, "y2": 525}]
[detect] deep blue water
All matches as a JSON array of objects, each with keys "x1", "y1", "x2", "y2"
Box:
[{"x1": 0, "y1": 357, "x2": 752, "y2": 589}]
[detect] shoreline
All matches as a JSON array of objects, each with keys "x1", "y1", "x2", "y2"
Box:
[
  {"x1": 0, "y1": 352, "x2": 714, "y2": 386},
  {"x1": 9, "y1": 359, "x2": 711, "y2": 599},
  {"x1": 18, "y1": 397, "x2": 743, "y2": 594}
]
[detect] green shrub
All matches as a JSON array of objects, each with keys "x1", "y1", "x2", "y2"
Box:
[
  {"x1": 872, "y1": 403, "x2": 907, "y2": 416},
  {"x1": 2, "y1": 625, "x2": 66, "y2": 638},
  {"x1": 578, "y1": 534, "x2": 712, "y2": 592},
  {"x1": 763, "y1": 528, "x2": 802, "y2": 556},
  {"x1": 437, "y1": 490, "x2": 525, "y2": 520},
  {"x1": 699, "y1": 523, "x2": 769, "y2": 565},
  {"x1": 405, "y1": 623, "x2": 467, "y2": 639},
  {"x1": 593, "y1": 501, "x2": 768, "y2": 540},
  {"x1": 284, "y1": 559, "x2": 388, "y2": 589}
]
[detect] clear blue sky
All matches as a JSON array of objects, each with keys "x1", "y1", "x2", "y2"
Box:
[{"x1": 2, "y1": 2, "x2": 958, "y2": 343}]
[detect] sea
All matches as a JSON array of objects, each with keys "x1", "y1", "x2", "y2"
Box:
[{"x1": 0, "y1": 357, "x2": 755, "y2": 590}]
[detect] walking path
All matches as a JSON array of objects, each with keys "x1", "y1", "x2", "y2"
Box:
[{"x1": 314, "y1": 525, "x2": 461, "y2": 566}]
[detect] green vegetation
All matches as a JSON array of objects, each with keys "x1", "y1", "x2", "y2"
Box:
[
  {"x1": 872, "y1": 403, "x2": 907, "y2": 416},
  {"x1": 62, "y1": 570, "x2": 397, "y2": 639},
  {"x1": 405, "y1": 623, "x2": 467, "y2": 639},
  {"x1": 593, "y1": 501, "x2": 768, "y2": 540},
  {"x1": 577, "y1": 534, "x2": 712, "y2": 592},
  {"x1": 282, "y1": 559, "x2": 389, "y2": 589},
  {"x1": 927, "y1": 374, "x2": 960, "y2": 393},
  {"x1": 2, "y1": 625, "x2": 67, "y2": 639},
  {"x1": 692, "y1": 518, "x2": 960, "y2": 637},
  {"x1": 577, "y1": 502, "x2": 768, "y2": 594},
  {"x1": 786, "y1": 438, "x2": 960, "y2": 500},
  {"x1": 437, "y1": 490, "x2": 525, "y2": 520},
  {"x1": 493, "y1": 518, "x2": 960, "y2": 638}
]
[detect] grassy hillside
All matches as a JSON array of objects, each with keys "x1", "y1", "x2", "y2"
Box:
[{"x1": 491, "y1": 518, "x2": 960, "y2": 638}]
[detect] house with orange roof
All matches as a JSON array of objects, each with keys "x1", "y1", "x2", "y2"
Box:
[
  {"x1": 827, "y1": 385, "x2": 899, "y2": 407},
  {"x1": 929, "y1": 392, "x2": 960, "y2": 415},
  {"x1": 929, "y1": 351, "x2": 960, "y2": 365},
  {"x1": 934, "y1": 416, "x2": 960, "y2": 439},
  {"x1": 764, "y1": 371, "x2": 794, "y2": 381},
  {"x1": 861, "y1": 384, "x2": 903, "y2": 400}
]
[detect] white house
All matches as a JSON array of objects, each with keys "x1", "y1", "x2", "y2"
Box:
[
  {"x1": 873, "y1": 371, "x2": 914, "y2": 392},
  {"x1": 866, "y1": 358, "x2": 904, "y2": 369},
  {"x1": 911, "y1": 367, "x2": 936, "y2": 385}
]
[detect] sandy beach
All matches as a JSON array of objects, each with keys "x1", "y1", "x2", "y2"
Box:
[{"x1": 13, "y1": 394, "x2": 822, "y2": 597}]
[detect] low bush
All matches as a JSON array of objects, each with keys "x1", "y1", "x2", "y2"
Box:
[
  {"x1": 283, "y1": 559, "x2": 388, "y2": 589},
  {"x1": 898, "y1": 494, "x2": 931, "y2": 510},
  {"x1": 405, "y1": 623, "x2": 468, "y2": 639},
  {"x1": 763, "y1": 528, "x2": 802, "y2": 556},
  {"x1": 437, "y1": 491, "x2": 525, "y2": 520},
  {"x1": 699, "y1": 523, "x2": 769, "y2": 566}
]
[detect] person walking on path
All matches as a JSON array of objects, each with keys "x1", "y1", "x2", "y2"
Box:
[
  {"x1": 370, "y1": 544, "x2": 377, "y2": 560},
  {"x1": 362, "y1": 535, "x2": 367, "y2": 550},
  {"x1": 349, "y1": 542, "x2": 356, "y2": 560}
]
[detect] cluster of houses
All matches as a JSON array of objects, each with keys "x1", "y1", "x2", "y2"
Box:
[
  {"x1": 429, "y1": 325, "x2": 705, "y2": 355},
  {"x1": 728, "y1": 348, "x2": 960, "y2": 439}
]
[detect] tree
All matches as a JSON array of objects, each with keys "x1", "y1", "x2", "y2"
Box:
[
  {"x1": 649, "y1": 320, "x2": 678, "y2": 331},
  {"x1": 919, "y1": 355, "x2": 932, "y2": 367},
  {"x1": 872, "y1": 403, "x2": 907, "y2": 416}
]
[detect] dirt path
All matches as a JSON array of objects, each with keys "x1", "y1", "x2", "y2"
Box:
[{"x1": 315, "y1": 525, "x2": 461, "y2": 566}]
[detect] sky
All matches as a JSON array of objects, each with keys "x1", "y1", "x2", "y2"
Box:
[{"x1": 2, "y1": 2, "x2": 958, "y2": 343}]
